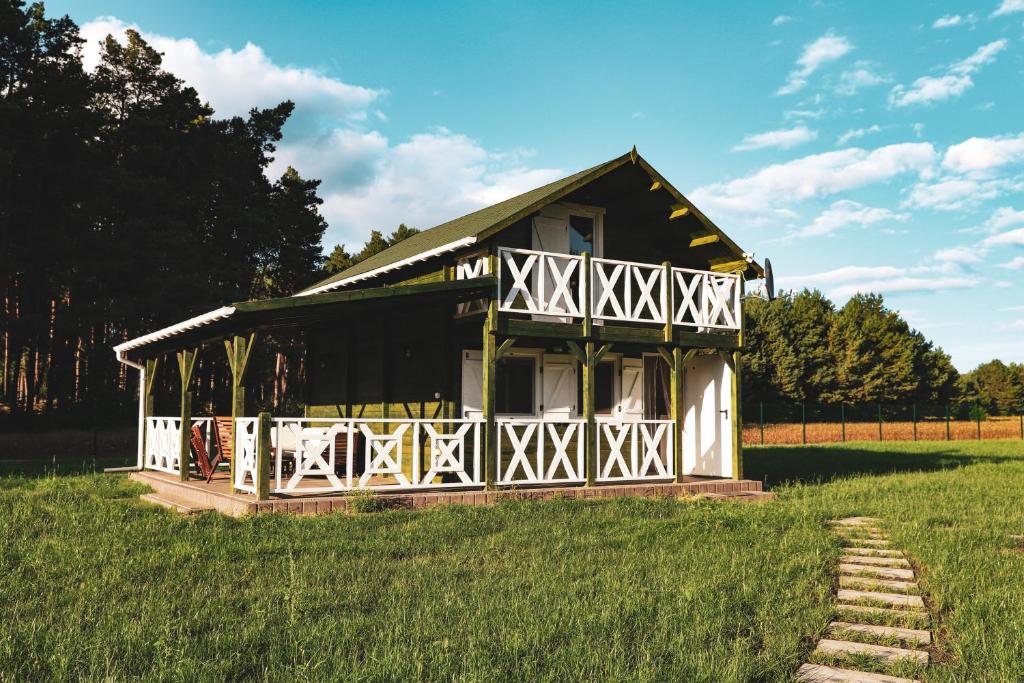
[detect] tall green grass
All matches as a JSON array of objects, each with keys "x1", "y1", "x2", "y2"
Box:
[{"x1": 1, "y1": 439, "x2": 1022, "y2": 681}]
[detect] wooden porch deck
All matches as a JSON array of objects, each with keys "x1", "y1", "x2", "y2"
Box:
[{"x1": 130, "y1": 470, "x2": 767, "y2": 517}]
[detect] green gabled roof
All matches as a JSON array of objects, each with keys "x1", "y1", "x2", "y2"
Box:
[
  {"x1": 300, "y1": 152, "x2": 632, "y2": 294},
  {"x1": 301, "y1": 147, "x2": 761, "y2": 295}
]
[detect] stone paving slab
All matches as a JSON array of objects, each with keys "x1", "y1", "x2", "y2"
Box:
[
  {"x1": 829, "y1": 621, "x2": 931, "y2": 645},
  {"x1": 841, "y1": 555, "x2": 911, "y2": 568},
  {"x1": 839, "y1": 563, "x2": 915, "y2": 580},
  {"x1": 815, "y1": 638, "x2": 928, "y2": 664},
  {"x1": 796, "y1": 663, "x2": 920, "y2": 682},
  {"x1": 830, "y1": 517, "x2": 882, "y2": 526},
  {"x1": 839, "y1": 576, "x2": 919, "y2": 592},
  {"x1": 843, "y1": 547, "x2": 904, "y2": 557},
  {"x1": 835, "y1": 604, "x2": 928, "y2": 619},
  {"x1": 838, "y1": 589, "x2": 925, "y2": 609}
]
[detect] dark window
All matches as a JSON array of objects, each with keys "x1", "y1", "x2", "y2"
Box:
[
  {"x1": 569, "y1": 214, "x2": 594, "y2": 256},
  {"x1": 577, "y1": 360, "x2": 616, "y2": 415},
  {"x1": 496, "y1": 356, "x2": 535, "y2": 415}
]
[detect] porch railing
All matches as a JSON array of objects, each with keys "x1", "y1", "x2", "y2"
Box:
[
  {"x1": 497, "y1": 247, "x2": 741, "y2": 331},
  {"x1": 595, "y1": 418, "x2": 675, "y2": 482},
  {"x1": 143, "y1": 416, "x2": 212, "y2": 475},
  {"x1": 145, "y1": 415, "x2": 680, "y2": 495}
]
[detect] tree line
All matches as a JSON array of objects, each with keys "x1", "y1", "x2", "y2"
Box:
[{"x1": 743, "y1": 291, "x2": 1024, "y2": 417}]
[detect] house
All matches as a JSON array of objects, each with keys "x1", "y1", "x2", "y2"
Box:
[{"x1": 114, "y1": 147, "x2": 766, "y2": 513}]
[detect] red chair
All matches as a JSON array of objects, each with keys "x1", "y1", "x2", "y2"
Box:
[{"x1": 189, "y1": 425, "x2": 215, "y2": 480}]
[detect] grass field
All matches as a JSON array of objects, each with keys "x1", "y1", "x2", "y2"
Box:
[{"x1": 1, "y1": 439, "x2": 1022, "y2": 681}]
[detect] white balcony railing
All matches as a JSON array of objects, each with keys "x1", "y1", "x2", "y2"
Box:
[
  {"x1": 497, "y1": 247, "x2": 741, "y2": 331},
  {"x1": 595, "y1": 418, "x2": 674, "y2": 482},
  {"x1": 143, "y1": 416, "x2": 212, "y2": 475}
]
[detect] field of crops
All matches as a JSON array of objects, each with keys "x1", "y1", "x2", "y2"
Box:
[{"x1": 743, "y1": 416, "x2": 1024, "y2": 446}]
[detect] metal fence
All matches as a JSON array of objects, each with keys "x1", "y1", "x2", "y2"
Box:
[{"x1": 743, "y1": 401, "x2": 1024, "y2": 446}]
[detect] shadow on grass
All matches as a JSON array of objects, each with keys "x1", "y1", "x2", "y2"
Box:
[{"x1": 745, "y1": 445, "x2": 1016, "y2": 489}]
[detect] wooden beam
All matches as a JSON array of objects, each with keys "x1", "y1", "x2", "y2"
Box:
[
  {"x1": 583, "y1": 341, "x2": 597, "y2": 486},
  {"x1": 671, "y1": 347, "x2": 684, "y2": 483},
  {"x1": 255, "y1": 411, "x2": 271, "y2": 500},
  {"x1": 565, "y1": 340, "x2": 586, "y2": 365},
  {"x1": 582, "y1": 252, "x2": 593, "y2": 338},
  {"x1": 592, "y1": 343, "x2": 613, "y2": 366},
  {"x1": 176, "y1": 348, "x2": 198, "y2": 482},
  {"x1": 656, "y1": 346, "x2": 674, "y2": 370},
  {"x1": 681, "y1": 348, "x2": 697, "y2": 366},
  {"x1": 494, "y1": 336, "x2": 517, "y2": 361},
  {"x1": 482, "y1": 253, "x2": 498, "y2": 489},
  {"x1": 717, "y1": 348, "x2": 735, "y2": 371},
  {"x1": 710, "y1": 259, "x2": 748, "y2": 274},
  {"x1": 689, "y1": 234, "x2": 721, "y2": 248},
  {"x1": 730, "y1": 350, "x2": 743, "y2": 481},
  {"x1": 669, "y1": 204, "x2": 690, "y2": 221},
  {"x1": 225, "y1": 333, "x2": 256, "y2": 489}
]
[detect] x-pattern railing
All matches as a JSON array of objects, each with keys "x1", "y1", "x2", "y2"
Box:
[
  {"x1": 496, "y1": 247, "x2": 741, "y2": 331},
  {"x1": 596, "y1": 419, "x2": 674, "y2": 482},
  {"x1": 496, "y1": 419, "x2": 585, "y2": 485}
]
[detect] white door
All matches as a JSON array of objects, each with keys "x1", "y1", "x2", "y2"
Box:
[
  {"x1": 682, "y1": 354, "x2": 733, "y2": 477},
  {"x1": 541, "y1": 355, "x2": 577, "y2": 418},
  {"x1": 619, "y1": 359, "x2": 644, "y2": 422},
  {"x1": 461, "y1": 350, "x2": 483, "y2": 418},
  {"x1": 531, "y1": 216, "x2": 570, "y2": 322}
]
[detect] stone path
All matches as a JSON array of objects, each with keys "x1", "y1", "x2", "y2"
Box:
[{"x1": 796, "y1": 517, "x2": 933, "y2": 683}]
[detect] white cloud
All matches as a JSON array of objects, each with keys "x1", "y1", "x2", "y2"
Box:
[
  {"x1": 837, "y1": 124, "x2": 882, "y2": 146},
  {"x1": 316, "y1": 129, "x2": 563, "y2": 244},
  {"x1": 932, "y1": 14, "x2": 977, "y2": 28},
  {"x1": 977, "y1": 206, "x2": 1024, "y2": 233},
  {"x1": 998, "y1": 256, "x2": 1024, "y2": 269},
  {"x1": 934, "y1": 245, "x2": 984, "y2": 264},
  {"x1": 982, "y1": 226, "x2": 1024, "y2": 247},
  {"x1": 995, "y1": 281, "x2": 1015, "y2": 289},
  {"x1": 943, "y1": 133, "x2": 1024, "y2": 174},
  {"x1": 836, "y1": 62, "x2": 890, "y2": 96},
  {"x1": 777, "y1": 31, "x2": 854, "y2": 95},
  {"x1": 691, "y1": 142, "x2": 937, "y2": 217},
  {"x1": 902, "y1": 177, "x2": 1022, "y2": 211},
  {"x1": 888, "y1": 40, "x2": 1007, "y2": 107},
  {"x1": 992, "y1": 0, "x2": 1024, "y2": 17},
  {"x1": 80, "y1": 17, "x2": 380, "y2": 127},
  {"x1": 795, "y1": 200, "x2": 909, "y2": 237},
  {"x1": 772, "y1": 15, "x2": 793, "y2": 26},
  {"x1": 784, "y1": 109, "x2": 825, "y2": 120},
  {"x1": 732, "y1": 126, "x2": 818, "y2": 152},
  {"x1": 780, "y1": 264, "x2": 979, "y2": 298}
]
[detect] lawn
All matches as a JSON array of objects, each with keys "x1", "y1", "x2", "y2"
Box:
[{"x1": 1, "y1": 439, "x2": 1022, "y2": 681}]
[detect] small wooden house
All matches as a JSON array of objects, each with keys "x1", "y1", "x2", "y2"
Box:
[{"x1": 115, "y1": 148, "x2": 765, "y2": 512}]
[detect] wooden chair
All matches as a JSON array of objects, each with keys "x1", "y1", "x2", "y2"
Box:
[
  {"x1": 334, "y1": 430, "x2": 365, "y2": 477},
  {"x1": 189, "y1": 425, "x2": 215, "y2": 481},
  {"x1": 208, "y1": 416, "x2": 234, "y2": 483}
]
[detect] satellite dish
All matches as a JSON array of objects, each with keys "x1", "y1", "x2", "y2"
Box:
[{"x1": 764, "y1": 258, "x2": 775, "y2": 301}]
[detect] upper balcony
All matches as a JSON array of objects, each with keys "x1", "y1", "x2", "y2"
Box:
[{"x1": 460, "y1": 247, "x2": 742, "y2": 334}]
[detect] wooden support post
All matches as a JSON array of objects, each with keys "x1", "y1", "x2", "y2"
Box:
[
  {"x1": 255, "y1": 411, "x2": 271, "y2": 500},
  {"x1": 730, "y1": 349, "x2": 742, "y2": 480},
  {"x1": 142, "y1": 357, "x2": 159, "y2": 461},
  {"x1": 582, "y1": 252, "x2": 593, "y2": 339},
  {"x1": 671, "y1": 347, "x2": 684, "y2": 482},
  {"x1": 583, "y1": 341, "x2": 597, "y2": 487},
  {"x1": 482, "y1": 253, "x2": 498, "y2": 489},
  {"x1": 224, "y1": 333, "x2": 255, "y2": 489},
  {"x1": 661, "y1": 261, "x2": 673, "y2": 343},
  {"x1": 176, "y1": 348, "x2": 198, "y2": 482}
]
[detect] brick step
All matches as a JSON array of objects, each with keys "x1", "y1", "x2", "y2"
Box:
[
  {"x1": 140, "y1": 492, "x2": 213, "y2": 515},
  {"x1": 841, "y1": 555, "x2": 911, "y2": 568},
  {"x1": 838, "y1": 589, "x2": 924, "y2": 609},
  {"x1": 829, "y1": 621, "x2": 931, "y2": 646},
  {"x1": 839, "y1": 564, "x2": 915, "y2": 580},
  {"x1": 796, "y1": 662, "x2": 919, "y2": 682},
  {"x1": 839, "y1": 576, "x2": 919, "y2": 593},
  {"x1": 815, "y1": 638, "x2": 928, "y2": 664}
]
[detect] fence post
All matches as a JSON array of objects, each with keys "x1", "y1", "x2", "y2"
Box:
[
  {"x1": 841, "y1": 403, "x2": 846, "y2": 443},
  {"x1": 975, "y1": 402, "x2": 981, "y2": 440},
  {"x1": 945, "y1": 404, "x2": 951, "y2": 441},
  {"x1": 877, "y1": 403, "x2": 883, "y2": 442},
  {"x1": 912, "y1": 403, "x2": 917, "y2": 442},
  {"x1": 759, "y1": 401, "x2": 764, "y2": 446},
  {"x1": 801, "y1": 401, "x2": 806, "y2": 445}
]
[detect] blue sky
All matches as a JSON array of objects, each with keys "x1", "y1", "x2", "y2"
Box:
[{"x1": 55, "y1": 0, "x2": 1024, "y2": 369}]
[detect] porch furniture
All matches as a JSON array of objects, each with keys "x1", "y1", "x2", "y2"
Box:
[
  {"x1": 189, "y1": 425, "x2": 215, "y2": 480},
  {"x1": 205, "y1": 416, "x2": 234, "y2": 483}
]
